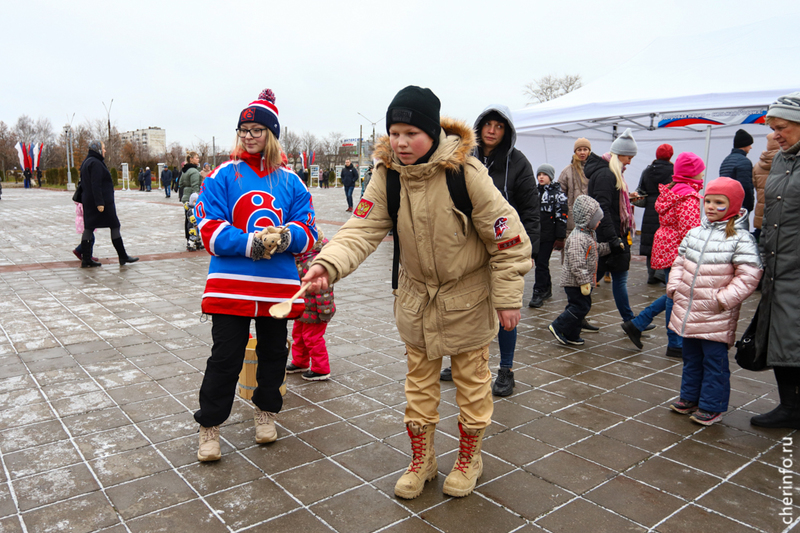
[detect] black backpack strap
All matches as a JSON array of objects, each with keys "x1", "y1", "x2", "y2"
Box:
[
  {"x1": 386, "y1": 168, "x2": 401, "y2": 290},
  {"x1": 446, "y1": 166, "x2": 472, "y2": 218}
]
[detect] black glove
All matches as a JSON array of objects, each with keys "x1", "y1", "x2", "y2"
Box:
[{"x1": 610, "y1": 237, "x2": 626, "y2": 254}]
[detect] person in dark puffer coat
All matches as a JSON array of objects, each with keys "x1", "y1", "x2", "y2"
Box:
[
  {"x1": 79, "y1": 140, "x2": 138, "y2": 268},
  {"x1": 586, "y1": 128, "x2": 638, "y2": 323},
  {"x1": 636, "y1": 144, "x2": 674, "y2": 284},
  {"x1": 718, "y1": 129, "x2": 755, "y2": 213}
]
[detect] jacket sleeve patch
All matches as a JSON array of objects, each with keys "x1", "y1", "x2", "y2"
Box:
[
  {"x1": 493, "y1": 217, "x2": 509, "y2": 240},
  {"x1": 498, "y1": 235, "x2": 521, "y2": 250},
  {"x1": 353, "y1": 198, "x2": 374, "y2": 219}
]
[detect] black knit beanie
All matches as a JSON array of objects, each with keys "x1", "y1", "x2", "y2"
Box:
[
  {"x1": 386, "y1": 86, "x2": 441, "y2": 141},
  {"x1": 733, "y1": 129, "x2": 754, "y2": 149}
]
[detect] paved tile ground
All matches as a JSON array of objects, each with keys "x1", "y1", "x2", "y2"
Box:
[{"x1": 0, "y1": 184, "x2": 797, "y2": 532}]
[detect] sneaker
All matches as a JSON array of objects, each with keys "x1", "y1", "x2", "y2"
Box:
[
  {"x1": 254, "y1": 407, "x2": 278, "y2": 443},
  {"x1": 440, "y1": 366, "x2": 452, "y2": 381},
  {"x1": 581, "y1": 319, "x2": 600, "y2": 332},
  {"x1": 621, "y1": 321, "x2": 643, "y2": 349},
  {"x1": 548, "y1": 325, "x2": 584, "y2": 346},
  {"x1": 302, "y1": 370, "x2": 330, "y2": 381},
  {"x1": 643, "y1": 324, "x2": 657, "y2": 332},
  {"x1": 665, "y1": 346, "x2": 682, "y2": 358},
  {"x1": 528, "y1": 292, "x2": 545, "y2": 308},
  {"x1": 541, "y1": 287, "x2": 552, "y2": 301},
  {"x1": 197, "y1": 425, "x2": 221, "y2": 461},
  {"x1": 690, "y1": 409, "x2": 723, "y2": 426},
  {"x1": 286, "y1": 362, "x2": 309, "y2": 373},
  {"x1": 492, "y1": 368, "x2": 515, "y2": 397},
  {"x1": 670, "y1": 398, "x2": 699, "y2": 414}
]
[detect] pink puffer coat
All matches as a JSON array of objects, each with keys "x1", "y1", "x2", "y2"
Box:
[
  {"x1": 667, "y1": 212, "x2": 762, "y2": 347},
  {"x1": 650, "y1": 181, "x2": 702, "y2": 270}
]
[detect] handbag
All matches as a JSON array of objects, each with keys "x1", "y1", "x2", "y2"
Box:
[
  {"x1": 735, "y1": 305, "x2": 769, "y2": 371},
  {"x1": 71, "y1": 181, "x2": 83, "y2": 203}
]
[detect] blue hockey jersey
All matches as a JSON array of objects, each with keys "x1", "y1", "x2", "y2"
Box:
[{"x1": 195, "y1": 152, "x2": 318, "y2": 318}]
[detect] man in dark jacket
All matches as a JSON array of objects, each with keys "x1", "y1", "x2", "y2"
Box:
[
  {"x1": 441, "y1": 104, "x2": 539, "y2": 397},
  {"x1": 719, "y1": 129, "x2": 754, "y2": 213},
  {"x1": 144, "y1": 167, "x2": 152, "y2": 192},
  {"x1": 161, "y1": 166, "x2": 173, "y2": 198},
  {"x1": 341, "y1": 159, "x2": 359, "y2": 211},
  {"x1": 138, "y1": 168, "x2": 144, "y2": 191}
]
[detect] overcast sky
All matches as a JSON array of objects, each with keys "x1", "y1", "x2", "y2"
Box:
[{"x1": 2, "y1": 0, "x2": 795, "y2": 151}]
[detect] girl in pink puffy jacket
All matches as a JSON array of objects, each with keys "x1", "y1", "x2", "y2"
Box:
[{"x1": 667, "y1": 177, "x2": 762, "y2": 426}]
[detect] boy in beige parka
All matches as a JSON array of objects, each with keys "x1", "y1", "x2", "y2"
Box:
[{"x1": 303, "y1": 86, "x2": 531, "y2": 500}]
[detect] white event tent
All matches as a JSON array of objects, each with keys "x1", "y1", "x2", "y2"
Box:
[{"x1": 511, "y1": 17, "x2": 799, "y2": 228}]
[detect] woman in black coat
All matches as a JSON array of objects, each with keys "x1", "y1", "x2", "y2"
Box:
[
  {"x1": 586, "y1": 128, "x2": 638, "y2": 323},
  {"x1": 636, "y1": 144, "x2": 674, "y2": 284},
  {"x1": 79, "y1": 140, "x2": 138, "y2": 268}
]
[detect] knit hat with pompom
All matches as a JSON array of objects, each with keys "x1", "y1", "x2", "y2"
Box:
[{"x1": 238, "y1": 89, "x2": 280, "y2": 139}]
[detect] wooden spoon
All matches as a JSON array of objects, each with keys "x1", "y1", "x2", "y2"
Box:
[{"x1": 269, "y1": 282, "x2": 311, "y2": 319}]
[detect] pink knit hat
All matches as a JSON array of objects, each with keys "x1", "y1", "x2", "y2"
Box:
[
  {"x1": 672, "y1": 152, "x2": 705, "y2": 179},
  {"x1": 705, "y1": 177, "x2": 744, "y2": 222}
]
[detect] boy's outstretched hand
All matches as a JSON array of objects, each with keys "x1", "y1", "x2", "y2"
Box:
[
  {"x1": 497, "y1": 309, "x2": 520, "y2": 331},
  {"x1": 302, "y1": 264, "x2": 330, "y2": 294}
]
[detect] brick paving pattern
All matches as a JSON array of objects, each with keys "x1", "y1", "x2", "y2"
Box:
[{"x1": 0, "y1": 184, "x2": 797, "y2": 532}]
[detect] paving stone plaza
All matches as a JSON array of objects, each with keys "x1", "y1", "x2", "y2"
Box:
[{"x1": 0, "y1": 184, "x2": 796, "y2": 532}]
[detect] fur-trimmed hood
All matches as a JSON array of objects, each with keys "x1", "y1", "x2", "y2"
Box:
[{"x1": 372, "y1": 117, "x2": 476, "y2": 174}]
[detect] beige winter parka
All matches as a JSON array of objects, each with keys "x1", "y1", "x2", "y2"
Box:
[{"x1": 312, "y1": 118, "x2": 532, "y2": 360}]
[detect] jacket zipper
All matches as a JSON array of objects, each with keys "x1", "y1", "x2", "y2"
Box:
[{"x1": 680, "y1": 227, "x2": 716, "y2": 337}]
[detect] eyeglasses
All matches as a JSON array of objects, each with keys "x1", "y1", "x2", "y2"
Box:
[{"x1": 236, "y1": 127, "x2": 266, "y2": 138}]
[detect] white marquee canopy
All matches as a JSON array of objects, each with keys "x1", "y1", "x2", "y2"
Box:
[{"x1": 510, "y1": 16, "x2": 799, "y2": 229}]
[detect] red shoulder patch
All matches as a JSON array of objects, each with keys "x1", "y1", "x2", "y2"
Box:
[
  {"x1": 497, "y1": 235, "x2": 521, "y2": 250},
  {"x1": 353, "y1": 198, "x2": 374, "y2": 219}
]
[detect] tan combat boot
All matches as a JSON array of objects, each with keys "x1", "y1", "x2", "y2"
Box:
[
  {"x1": 254, "y1": 407, "x2": 278, "y2": 444},
  {"x1": 197, "y1": 425, "x2": 221, "y2": 462},
  {"x1": 443, "y1": 422, "x2": 485, "y2": 497},
  {"x1": 394, "y1": 423, "x2": 437, "y2": 499}
]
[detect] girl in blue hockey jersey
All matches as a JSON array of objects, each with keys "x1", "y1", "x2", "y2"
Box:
[{"x1": 193, "y1": 89, "x2": 318, "y2": 461}]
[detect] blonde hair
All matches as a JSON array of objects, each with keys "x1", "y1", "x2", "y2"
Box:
[
  {"x1": 570, "y1": 153, "x2": 586, "y2": 182},
  {"x1": 186, "y1": 150, "x2": 199, "y2": 161},
  {"x1": 232, "y1": 129, "x2": 283, "y2": 172},
  {"x1": 725, "y1": 219, "x2": 737, "y2": 238},
  {"x1": 608, "y1": 153, "x2": 628, "y2": 191}
]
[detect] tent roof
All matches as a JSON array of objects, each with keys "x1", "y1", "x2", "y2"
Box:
[{"x1": 513, "y1": 17, "x2": 800, "y2": 136}]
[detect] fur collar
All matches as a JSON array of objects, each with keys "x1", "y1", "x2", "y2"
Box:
[{"x1": 372, "y1": 117, "x2": 476, "y2": 173}]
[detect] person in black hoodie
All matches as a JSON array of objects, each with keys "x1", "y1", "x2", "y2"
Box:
[
  {"x1": 529, "y1": 164, "x2": 567, "y2": 308},
  {"x1": 79, "y1": 140, "x2": 138, "y2": 268},
  {"x1": 586, "y1": 128, "x2": 637, "y2": 323},
  {"x1": 636, "y1": 144, "x2": 674, "y2": 284},
  {"x1": 440, "y1": 104, "x2": 539, "y2": 398}
]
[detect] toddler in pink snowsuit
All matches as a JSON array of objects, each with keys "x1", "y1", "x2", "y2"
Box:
[{"x1": 287, "y1": 232, "x2": 335, "y2": 381}]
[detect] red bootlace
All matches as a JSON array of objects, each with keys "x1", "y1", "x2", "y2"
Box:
[
  {"x1": 454, "y1": 429, "x2": 479, "y2": 474},
  {"x1": 407, "y1": 427, "x2": 427, "y2": 473}
]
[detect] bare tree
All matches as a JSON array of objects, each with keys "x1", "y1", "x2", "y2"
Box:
[
  {"x1": 0, "y1": 121, "x2": 18, "y2": 175},
  {"x1": 281, "y1": 129, "x2": 301, "y2": 162},
  {"x1": 321, "y1": 131, "x2": 345, "y2": 169},
  {"x1": 13, "y1": 115, "x2": 36, "y2": 143},
  {"x1": 523, "y1": 74, "x2": 583, "y2": 104}
]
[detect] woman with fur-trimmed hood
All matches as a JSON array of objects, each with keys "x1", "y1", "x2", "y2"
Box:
[{"x1": 303, "y1": 86, "x2": 531, "y2": 501}]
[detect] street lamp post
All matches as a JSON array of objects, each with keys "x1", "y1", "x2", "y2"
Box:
[
  {"x1": 63, "y1": 124, "x2": 74, "y2": 191},
  {"x1": 357, "y1": 112, "x2": 384, "y2": 163},
  {"x1": 102, "y1": 99, "x2": 113, "y2": 145}
]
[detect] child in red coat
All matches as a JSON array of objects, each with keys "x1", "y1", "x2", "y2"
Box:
[{"x1": 287, "y1": 230, "x2": 335, "y2": 380}]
